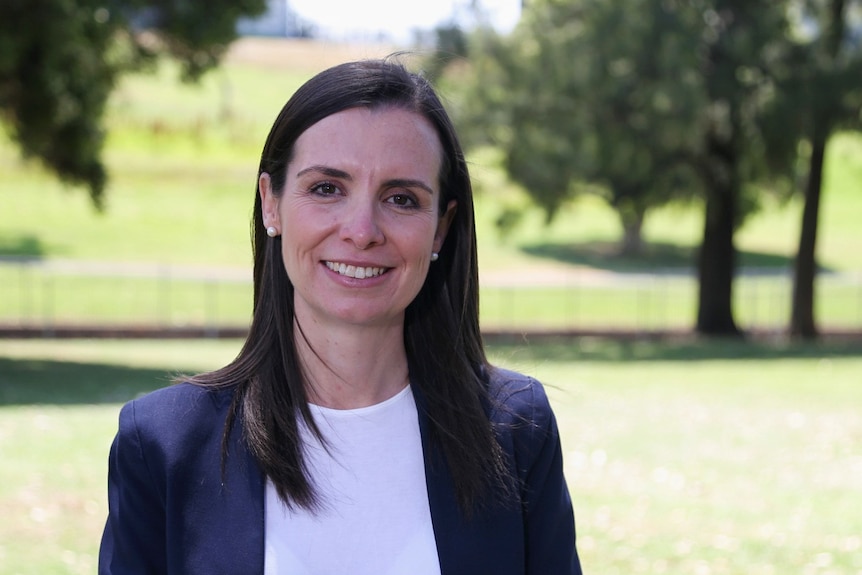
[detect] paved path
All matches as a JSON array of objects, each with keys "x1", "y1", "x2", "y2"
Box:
[{"x1": 2, "y1": 256, "x2": 860, "y2": 288}]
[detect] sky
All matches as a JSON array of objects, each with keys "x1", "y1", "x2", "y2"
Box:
[{"x1": 288, "y1": 0, "x2": 522, "y2": 42}]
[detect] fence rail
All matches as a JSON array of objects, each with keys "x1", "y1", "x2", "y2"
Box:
[{"x1": 2, "y1": 259, "x2": 861, "y2": 337}]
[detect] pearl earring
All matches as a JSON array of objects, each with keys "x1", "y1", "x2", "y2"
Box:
[
  {"x1": 430, "y1": 252, "x2": 439, "y2": 262},
  {"x1": 266, "y1": 226, "x2": 278, "y2": 238}
]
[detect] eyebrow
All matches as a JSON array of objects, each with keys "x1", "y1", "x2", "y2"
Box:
[
  {"x1": 296, "y1": 165, "x2": 435, "y2": 196},
  {"x1": 385, "y1": 178, "x2": 435, "y2": 196},
  {"x1": 296, "y1": 165, "x2": 351, "y2": 180}
]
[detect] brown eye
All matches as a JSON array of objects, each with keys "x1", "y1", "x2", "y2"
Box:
[
  {"x1": 310, "y1": 182, "x2": 339, "y2": 196},
  {"x1": 388, "y1": 193, "x2": 418, "y2": 208}
]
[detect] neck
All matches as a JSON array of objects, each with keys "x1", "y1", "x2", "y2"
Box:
[{"x1": 294, "y1": 318, "x2": 410, "y2": 410}]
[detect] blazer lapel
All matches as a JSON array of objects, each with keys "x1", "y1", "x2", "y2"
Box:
[
  {"x1": 185, "y1": 389, "x2": 266, "y2": 575},
  {"x1": 414, "y1": 386, "x2": 462, "y2": 575},
  {"x1": 413, "y1": 385, "x2": 524, "y2": 575}
]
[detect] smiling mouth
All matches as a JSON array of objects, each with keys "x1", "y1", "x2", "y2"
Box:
[{"x1": 325, "y1": 261, "x2": 389, "y2": 279}]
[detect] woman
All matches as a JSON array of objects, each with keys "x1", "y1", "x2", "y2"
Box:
[{"x1": 99, "y1": 59, "x2": 582, "y2": 575}]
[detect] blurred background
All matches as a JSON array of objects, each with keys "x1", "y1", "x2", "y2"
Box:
[
  {"x1": 1, "y1": 0, "x2": 861, "y2": 339},
  {"x1": 1, "y1": 1, "x2": 861, "y2": 574}
]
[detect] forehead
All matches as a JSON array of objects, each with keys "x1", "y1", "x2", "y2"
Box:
[{"x1": 290, "y1": 106, "x2": 444, "y2": 180}]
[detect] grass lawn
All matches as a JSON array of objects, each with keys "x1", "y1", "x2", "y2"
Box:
[
  {"x1": 499, "y1": 339, "x2": 862, "y2": 575},
  {"x1": 1, "y1": 338, "x2": 861, "y2": 574}
]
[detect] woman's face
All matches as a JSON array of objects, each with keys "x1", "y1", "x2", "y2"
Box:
[{"x1": 260, "y1": 106, "x2": 456, "y2": 330}]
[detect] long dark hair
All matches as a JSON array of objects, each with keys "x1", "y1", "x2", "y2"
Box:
[{"x1": 188, "y1": 58, "x2": 509, "y2": 514}]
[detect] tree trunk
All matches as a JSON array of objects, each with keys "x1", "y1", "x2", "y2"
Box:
[
  {"x1": 790, "y1": 0, "x2": 846, "y2": 339},
  {"x1": 695, "y1": 125, "x2": 742, "y2": 337},
  {"x1": 790, "y1": 128, "x2": 827, "y2": 339},
  {"x1": 696, "y1": 178, "x2": 741, "y2": 336},
  {"x1": 618, "y1": 208, "x2": 645, "y2": 256}
]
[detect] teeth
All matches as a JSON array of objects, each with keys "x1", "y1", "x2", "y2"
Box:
[{"x1": 326, "y1": 261, "x2": 385, "y2": 279}]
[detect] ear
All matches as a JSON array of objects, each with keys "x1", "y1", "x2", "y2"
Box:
[
  {"x1": 433, "y1": 199, "x2": 458, "y2": 253},
  {"x1": 259, "y1": 172, "x2": 280, "y2": 229}
]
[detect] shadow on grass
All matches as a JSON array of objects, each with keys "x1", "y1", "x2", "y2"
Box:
[
  {"x1": 488, "y1": 337, "x2": 862, "y2": 363},
  {"x1": 0, "y1": 358, "x2": 175, "y2": 406},
  {"x1": 0, "y1": 234, "x2": 47, "y2": 259},
  {"x1": 3, "y1": 338, "x2": 860, "y2": 405},
  {"x1": 521, "y1": 241, "x2": 800, "y2": 273}
]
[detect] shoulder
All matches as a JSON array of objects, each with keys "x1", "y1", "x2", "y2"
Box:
[
  {"x1": 483, "y1": 371, "x2": 580, "y2": 573},
  {"x1": 484, "y1": 366, "x2": 554, "y2": 428},
  {"x1": 483, "y1": 366, "x2": 566, "y2": 473},
  {"x1": 122, "y1": 382, "x2": 234, "y2": 423},
  {"x1": 117, "y1": 382, "x2": 237, "y2": 457}
]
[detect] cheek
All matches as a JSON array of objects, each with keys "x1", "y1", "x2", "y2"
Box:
[
  {"x1": 280, "y1": 202, "x2": 327, "y2": 245},
  {"x1": 278, "y1": 215, "x2": 312, "y2": 272},
  {"x1": 398, "y1": 222, "x2": 438, "y2": 255},
  {"x1": 403, "y1": 234, "x2": 438, "y2": 278}
]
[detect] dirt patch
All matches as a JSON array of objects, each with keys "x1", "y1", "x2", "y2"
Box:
[{"x1": 225, "y1": 37, "x2": 403, "y2": 73}]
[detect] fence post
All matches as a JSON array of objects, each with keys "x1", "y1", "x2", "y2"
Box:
[{"x1": 159, "y1": 265, "x2": 172, "y2": 328}]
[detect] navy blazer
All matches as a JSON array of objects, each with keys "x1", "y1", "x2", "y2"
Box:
[{"x1": 99, "y1": 368, "x2": 582, "y2": 574}]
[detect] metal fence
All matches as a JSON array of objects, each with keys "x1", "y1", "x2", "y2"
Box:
[{"x1": 1, "y1": 259, "x2": 861, "y2": 337}]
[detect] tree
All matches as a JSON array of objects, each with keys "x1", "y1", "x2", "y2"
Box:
[
  {"x1": 420, "y1": 23, "x2": 471, "y2": 84},
  {"x1": 457, "y1": 0, "x2": 705, "y2": 254},
  {"x1": 460, "y1": 0, "x2": 800, "y2": 335},
  {"x1": 787, "y1": 0, "x2": 862, "y2": 338},
  {"x1": 0, "y1": 0, "x2": 266, "y2": 209},
  {"x1": 561, "y1": 0, "x2": 706, "y2": 255},
  {"x1": 690, "y1": 1, "x2": 798, "y2": 335}
]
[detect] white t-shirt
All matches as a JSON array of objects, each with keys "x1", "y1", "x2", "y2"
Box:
[{"x1": 264, "y1": 385, "x2": 442, "y2": 575}]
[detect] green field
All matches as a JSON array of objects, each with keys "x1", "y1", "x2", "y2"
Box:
[
  {"x1": 2, "y1": 38, "x2": 862, "y2": 333},
  {"x1": 1, "y1": 337, "x2": 860, "y2": 574}
]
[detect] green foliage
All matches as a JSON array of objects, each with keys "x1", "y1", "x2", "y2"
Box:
[
  {"x1": 421, "y1": 23, "x2": 471, "y2": 84},
  {"x1": 0, "y1": 0, "x2": 266, "y2": 208},
  {"x1": 464, "y1": 0, "x2": 803, "y2": 220},
  {"x1": 453, "y1": 0, "x2": 818, "y2": 268},
  {"x1": 786, "y1": 0, "x2": 862, "y2": 132},
  {"x1": 0, "y1": 0, "x2": 117, "y2": 208}
]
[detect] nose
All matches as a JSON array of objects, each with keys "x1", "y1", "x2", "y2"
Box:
[{"x1": 339, "y1": 198, "x2": 384, "y2": 249}]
